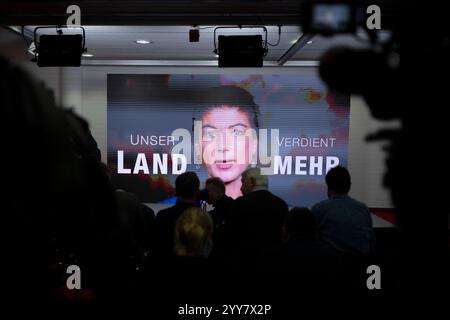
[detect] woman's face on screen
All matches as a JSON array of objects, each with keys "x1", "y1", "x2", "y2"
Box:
[{"x1": 201, "y1": 106, "x2": 257, "y2": 184}]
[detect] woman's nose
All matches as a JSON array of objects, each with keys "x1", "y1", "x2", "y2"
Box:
[{"x1": 217, "y1": 131, "x2": 234, "y2": 153}]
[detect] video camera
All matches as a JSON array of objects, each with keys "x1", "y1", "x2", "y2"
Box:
[
  {"x1": 304, "y1": 1, "x2": 447, "y2": 285},
  {"x1": 300, "y1": 1, "x2": 400, "y2": 121},
  {"x1": 300, "y1": 1, "x2": 364, "y2": 36}
]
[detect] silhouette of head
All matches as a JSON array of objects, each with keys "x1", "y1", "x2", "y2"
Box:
[
  {"x1": 240, "y1": 167, "x2": 268, "y2": 195},
  {"x1": 205, "y1": 177, "x2": 225, "y2": 204},
  {"x1": 325, "y1": 165, "x2": 351, "y2": 195},
  {"x1": 175, "y1": 171, "x2": 200, "y2": 199}
]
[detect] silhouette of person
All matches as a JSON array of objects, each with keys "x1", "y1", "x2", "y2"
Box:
[
  {"x1": 311, "y1": 166, "x2": 375, "y2": 256},
  {"x1": 226, "y1": 167, "x2": 289, "y2": 270},
  {"x1": 153, "y1": 171, "x2": 200, "y2": 258}
]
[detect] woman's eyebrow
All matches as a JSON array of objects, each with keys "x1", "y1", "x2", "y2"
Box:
[
  {"x1": 202, "y1": 123, "x2": 248, "y2": 129},
  {"x1": 228, "y1": 123, "x2": 248, "y2": 129}
]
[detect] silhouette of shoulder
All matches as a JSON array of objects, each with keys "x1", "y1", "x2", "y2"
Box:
[{"x1": 312, "y1": 195, "x2": 369, "y2": 212}]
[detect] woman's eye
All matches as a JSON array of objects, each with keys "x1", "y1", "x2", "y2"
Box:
[
  {"x1": 233, "y1": 129, "x2": 245, "y2": 136},
  {"x1": 203, "y1": 131, "x2": 216, "y2": 139}
]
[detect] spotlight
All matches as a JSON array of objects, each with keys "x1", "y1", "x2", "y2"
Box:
[
  {"x1": 217, "y1": 35, "x2": 266, "y2": 67},
  {"x1": 213, "y1": 26, "x2": 270, "y2": 68},
  {"x1": 33, "y1": 26, "x2": 86, "y2": 67}
]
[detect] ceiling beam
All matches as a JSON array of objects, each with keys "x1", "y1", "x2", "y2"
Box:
[
  {"x1": 277, "y1": 33, "x2": 314, "y2": 66},
  {"x1": 0, "y1": 1, "x2": 302, "y2": 26},
  {"x1": 0, "y1": 0, "x2": 400, "y2": 27},
  {"x1": 80, "y1": 59, "x2": 319, "y2": 67}
]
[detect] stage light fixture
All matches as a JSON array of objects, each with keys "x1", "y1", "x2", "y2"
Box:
[
  {"x1": 213, "y1": 26, "x2": 270, "y2": 68},
  {"x1": 33, "y1": 26, "x2": 87, "y2": 67},
  {"x1": 217, "y1": 35, "x2": 265, "y2": 67}
]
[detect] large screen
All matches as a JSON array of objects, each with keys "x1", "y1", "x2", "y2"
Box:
[{"x1": 107, "y1": 74, "x2": 350, "y2": 207}]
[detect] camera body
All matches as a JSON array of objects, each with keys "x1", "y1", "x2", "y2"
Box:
[
  {"x1": 300, "y1": 1, "x2": 400, "y2": 121},
  {"x1": 300, "y1": 1, "x2": 364, "y2": 36}
]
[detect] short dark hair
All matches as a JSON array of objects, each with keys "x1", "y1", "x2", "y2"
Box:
[
  {"x1": 197, "y1": 85, "x2": 260, "y2": 129},
  {"x1": 175, "y1": 171, "x2": 200, "y2": 198},
  {"x1": 325, "y1": 166, "x2": 351, "y2": 194},
  {"x1": 205, "y1": 177, "x2": 225, "y2": 194}
]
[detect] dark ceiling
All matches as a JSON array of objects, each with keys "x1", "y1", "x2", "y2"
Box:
[{"x1": 1, "y1": 0, "x2": 400, "y2": 27}]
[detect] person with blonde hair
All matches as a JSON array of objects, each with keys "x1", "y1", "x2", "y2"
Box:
[{"x1": 175, "y1": 207, "x2": 213, "y2": 258}]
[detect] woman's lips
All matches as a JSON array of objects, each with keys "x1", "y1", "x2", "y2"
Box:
[{"x1": 215, "y1": 161, "x2": 235, "y2": 170}]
